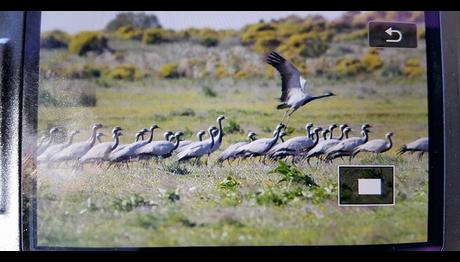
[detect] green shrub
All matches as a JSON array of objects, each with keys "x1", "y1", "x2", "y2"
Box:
[
  {"x1": 66, "y1": 64, "x2": 107, "y2": 79},
  {"x1": 270, "y1": 160, "x2": 318, "y2": 187},
  {"x1": 159, "y1": 63, "x2": 183, "y2": 79},
  {"x1": 161, "y1": 162, "x2": 190, "y2": 176},
  {"x1": 142, "y1": 28, "x2": 176, "y2": 44},
  {"x1": 170, "y1": 108, "x2": 196, "y2": 117},
  {"x1": 402, "y1": 58, "x2": 424, "y2": 78},
  {"x1": 194, "y1": 28, "x2": 219, "y2": 47},
  {"x1": 335, "y1": 57, "x2": 365, "y2": 77},
  {"x1": 201, "y1": 85, "x2": 217, "y2": 97},
  {"x1": 224, "y1": 120, "x2": 243, "y2": 134},
  {"x1": 234, "y1": 70, "x2": 250, "y2": 79},
  {"x1": 68, "y1": 31, "x2": 110, "y2": 56},
  {"x1": 114, "y1": 26, "x2": 144, "y2": 41},
  {"x1": 278, "y1": 32, "x2": 329, "y2": 59},
  {"x1": 306, "y1": 184, "x2": 337, "y2": 204},
  {"x1": 361, "y1": 48, "x2": 384, "y2": 72},
  {"x1": 255, "y1": 189, "x2": 288, "y2": 206},
  {"x1": 218, "y1": 176, "x2": 240, "y2": 192},
  {"x1": 240, "y1": 22, "x2": 277, "y2": 45},
  {"x1": 255, "y1": 187, "x2": 305, "y2": 206},
  {"x1": 104, "y1": 64, "x2": 144, "y2": 81},
  {"x1": 78, "y1": 91, "x2": 97, "y2": 107},
  {"x1": 253, "y1": 33, "x2": 281, "y2": 54},
  {"x1": 40, "y1": 30, "x2": 71, "y2": 49}
]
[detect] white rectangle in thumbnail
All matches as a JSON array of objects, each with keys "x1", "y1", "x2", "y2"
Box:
[{"x1": 358, "y1": 179, "x2": 382, "y2": 195}]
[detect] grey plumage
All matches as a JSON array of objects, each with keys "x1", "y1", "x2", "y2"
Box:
[
  {"x1": 79, "y1": 127, "x2": 123, "y2": 164},
  {"x1": 49, "y1": 123, "x2": 104, "y2": 163},
  {"x1": 136, "y1": 131, "x2": 184, "y2": 159},
  {"x1": 236, "y1": 123, "x2": 285, "y2": 159},
  {"x1": 353, "y1": 132, "x2": 394, "y2": 157},
  {"x1": 109, "y1": 123, "x2": 159, "y2": 163},
  {"x1": 217, "y1": 132, "x2": 257, "y2": 163},
  {"x1": 324, "y1": 125, "x2": 371, "y2": 161},
  {"x1": 38, "y1": 130, "x2": 80, "y2": 163},
  {"x1": 177, "y1": 127, "x2": 218, "y2": 163},
  {"x1": 397, "y1": 137, "x2": 428, "y2": 159},
  {"x1": 266, "y1": 51, "x2": 335, "y2": 118}
]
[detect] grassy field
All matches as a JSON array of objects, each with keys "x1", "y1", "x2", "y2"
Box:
[{"x1": 35, "y1": 76, "x2": 429, "y2": 247}]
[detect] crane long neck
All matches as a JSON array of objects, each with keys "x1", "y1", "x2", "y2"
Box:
[
  {"x1": 270, "y1": 127, "x2": 283, "y2": 148},
  {"x1": 209, "y1": 130, "x2": 215, "y2": 150},
  {"x1": 111, "y1": 133, "x2": 120, "y2": 151},
  {"x1": 173, "y1": 136, "x2": 181, "y2": 150},
  {"x1": 148, "y1": 129, "x2": 154, "y2": 143},
  {"x1": 89, "y1": 127, "x2": 98, "y2": 147},
  {"x1": 330, "y1": 127, "x2": 336, "y2": 139},
  {"x1": 313, "y1": 131, "x2": 321, "y2": 148},
  {"x1": 217, "y1": 119, "x2": 223, "y2": 144},
  {"x1": 311, "y1": 93, "x2": 333, "y2": 101},
  {"x1": 386, "y1": 135, "x2": 393, "y2": 151},
  {"x1": 362, "y1": 130, "x2": 369, "y2": 143},
  {"x1": 323, "y1": 132, "x2": 328, "y2": 140}
]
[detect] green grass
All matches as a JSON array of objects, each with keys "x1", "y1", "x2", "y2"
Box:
[{"x1": 36, "y1": 154, "x2": 428, "y2": 247}]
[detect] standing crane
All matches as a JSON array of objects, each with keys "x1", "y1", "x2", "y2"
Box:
[
  {"x1": 352, "y1": 132, "x2": 394, "y2": 157},
  {"x1": 37, "y1": 130, "x2": 80, "y2": 163},
  {"x1": 49, "y1": 123, "x2": 104, "y2": 165},
  {"x1": 79, "y1": 127, "x2": 123, "y2": 166},
  {"x1": 397, "y1": 137, "x2": 428, "y2": 159},
  {"x1": 217, "y1": 132, "x2": 257, "y2": 164},
  {"x1": 177, "y1": 126, "x2": 218, "y2": 165}
]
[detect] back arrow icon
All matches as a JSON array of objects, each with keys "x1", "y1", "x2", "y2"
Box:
[{"x1": 385, "y1": 27, "x2": 402, "y2": 43}]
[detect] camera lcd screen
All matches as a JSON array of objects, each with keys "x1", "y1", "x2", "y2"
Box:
[{"x1": 31, "y1": 11, "x2": 430, "y2": 248}]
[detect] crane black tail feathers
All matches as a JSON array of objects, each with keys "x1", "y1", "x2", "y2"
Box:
[
  {"x1": 277, "y1": 103, "x2": 289, "y2": 109},
  {"x1": 396, "y1": 145, "x2": 407, "y2": 155}
]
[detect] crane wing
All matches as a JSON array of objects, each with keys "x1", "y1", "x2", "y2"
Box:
[{"x1": 266, "y1": 51, "x2": 303, "y2": 102}]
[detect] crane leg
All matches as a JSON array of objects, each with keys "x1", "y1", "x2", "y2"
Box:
[{"x1": 281, "y1": 109, "x2": 289, "y2": 123}]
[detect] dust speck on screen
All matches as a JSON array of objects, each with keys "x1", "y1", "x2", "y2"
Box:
[{"x1": 30, "y1": 11, "x2": 428, "y2": 248}]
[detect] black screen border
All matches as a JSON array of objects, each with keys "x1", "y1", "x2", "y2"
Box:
[{"x1": 19, "y1": 11, "x2": 444, "y2": 251}]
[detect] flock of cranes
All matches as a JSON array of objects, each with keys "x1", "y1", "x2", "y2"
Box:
[
  {"x1": 36, "y1": 50, "x2": 429, "y2": 169},
  {"x1": 36, "y1": 117, "x2": 428, "y2": 169}
]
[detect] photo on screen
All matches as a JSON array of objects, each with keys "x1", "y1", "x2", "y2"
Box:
[{"x1": 28, "y1": 11, "x2": 429, "y2": 247}]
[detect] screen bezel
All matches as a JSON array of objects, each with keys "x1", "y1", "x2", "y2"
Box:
[{"x1": 18, "y1": 11, "x2": 444, "y2": 251}]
